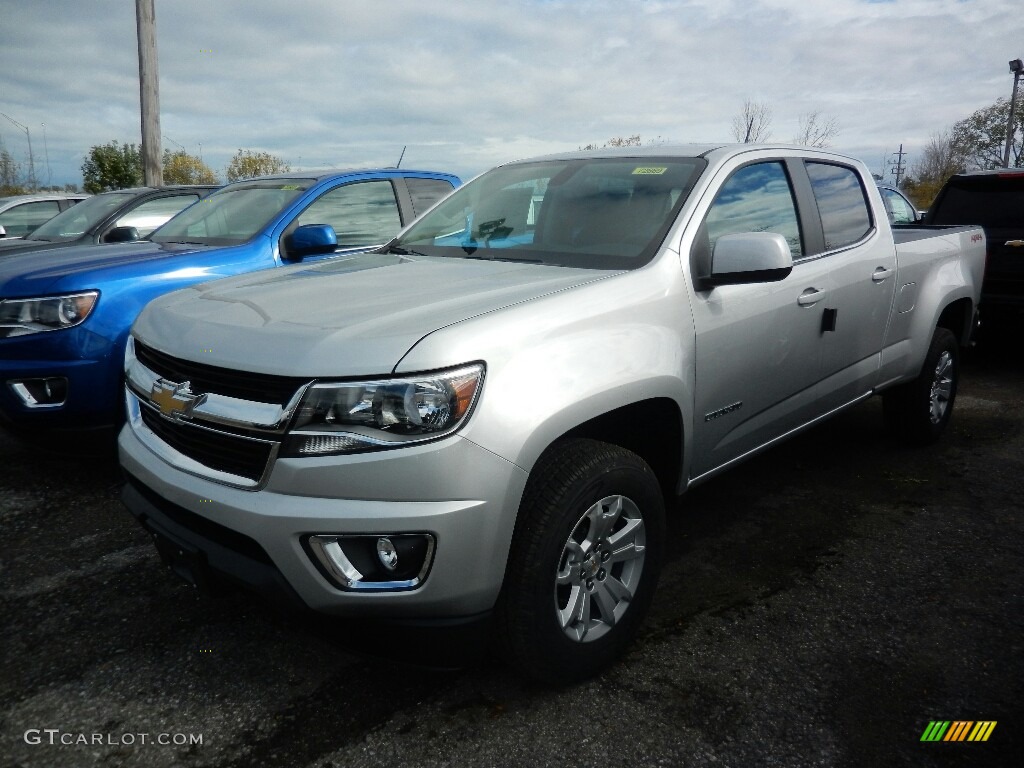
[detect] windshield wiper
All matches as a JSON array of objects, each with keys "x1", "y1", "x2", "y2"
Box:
[
  {"x1": 381, "y1": 242, "x2": 430, "y2": 258},
  {"x1": 463, "y1": 254, "x2": 544, "y2": 264}
]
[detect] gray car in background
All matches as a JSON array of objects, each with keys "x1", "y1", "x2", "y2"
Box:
[
  {"x1": 0, "y1": 193, "x2": 88, "y2": 239},
  {"x1": 0, "y1": 185, "x2": 217, "y2": 256}
]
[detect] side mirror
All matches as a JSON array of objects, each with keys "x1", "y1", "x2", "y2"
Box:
[
  {"x1": 104, "y1": 225, "x2": 140, "y2": 243},
  {"x1": 284, "y1": 224, "x2": 338, "y2": 262},
  {"x1": 703, "y1": 232, "x2": 793, "y2": 287},
  {"x1": 0, "y1": 225, "x2": 6, "y2": 238}
]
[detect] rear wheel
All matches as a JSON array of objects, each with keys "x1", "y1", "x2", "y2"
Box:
[
  {"x1": 883, "y1": 327, "x2": 959, "y2": 444},
  {"x1": 497, "y1": 438, "x2": 665, "y2": 684}
]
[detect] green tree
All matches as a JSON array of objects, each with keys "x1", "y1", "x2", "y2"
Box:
[
  {"x1": 226, "y1": 149, "x2": 289, "y2": 181},
  {"x1": 952, "y1": 97, "x2": 1024, "y2": 170},
  {"x1": 81, "y1": 141, "x2": 142, "y2": 193},
  {"x1": 162, "y1": 149, "x2": 218, "y2": 184}
]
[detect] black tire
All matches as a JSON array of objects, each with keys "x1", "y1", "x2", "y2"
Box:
[
  {"x1": 883, "y1": 327, "x2": 959, "y2": 445},
  {"x1": 496, "y1": 438, "x2": 665, "y2": 685}
]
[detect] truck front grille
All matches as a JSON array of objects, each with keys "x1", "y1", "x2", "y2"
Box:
[
  {"x1": 139, "y1": 406, "x2": 274, "y2": 484},
  {"x1": 134, "y1": 339, "x2": 309, "y2": 406}
]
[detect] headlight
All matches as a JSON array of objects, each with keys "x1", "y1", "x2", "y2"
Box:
[
  {"x1": 0, "y1": 292, "x2": 99, "y2": 338},
  {"x1": 281, "y1": 363, "x2": 484, "y2": 457}
]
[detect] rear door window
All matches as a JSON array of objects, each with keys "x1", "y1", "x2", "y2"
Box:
[
  {"x1": 805, "y1": 162, "x2": 872, "y2": 250},
  {"x1": 405, "y1": 178, "x2": 456, "y2": 218}
]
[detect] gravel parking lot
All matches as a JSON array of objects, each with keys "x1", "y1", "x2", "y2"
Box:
[{"x1": 1, "y1": 330, "x2": 1021, "y2": 768}]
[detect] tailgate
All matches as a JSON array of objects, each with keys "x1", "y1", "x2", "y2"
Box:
[{"x1": 983, "y1": 227, "x2": 1024, "y2": 308}]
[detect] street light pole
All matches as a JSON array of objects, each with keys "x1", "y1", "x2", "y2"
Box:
[
  {"x1": 1003, "y1": 58, "x2": 1023, "y2": 168},
  {"x1": 0, "y1": 111, "x2": 37, "y2": 189}
]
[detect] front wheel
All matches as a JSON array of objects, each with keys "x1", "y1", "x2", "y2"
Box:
[
  {"x1": 883, "y1": 327, "x2": 959, "y2": 444},
  {"x1": 496, "y1": 439, "x2": 665, "y2": 684}
]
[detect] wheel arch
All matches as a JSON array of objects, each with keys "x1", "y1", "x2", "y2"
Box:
[
  {"x1": 540, "y1": 397, "x2": 684, "y2": 501},
  {"x1": 935, "y1": 297, "x2": 975, "y2": 347}
]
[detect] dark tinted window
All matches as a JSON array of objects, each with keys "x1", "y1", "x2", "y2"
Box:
[
  {"x1": 704, "y1": 161, "x2": 803, "y2": 258},
  {"x1": 806, "y1": 162, "x2": 871, "y2": 250},
  {"x1": 296, "y1": 180, "x2": 401, "y2": 247},
  {"x1": 929, "y1": 175, "x2": 1024, "y2": 229},
  {"x1": 406, "y1": 178, "x2": 455, "y2": 218}
]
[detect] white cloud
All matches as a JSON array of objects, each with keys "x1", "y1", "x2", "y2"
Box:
[{"x1": 0, "y1": 0, "x2": 1018, "y2": 186}]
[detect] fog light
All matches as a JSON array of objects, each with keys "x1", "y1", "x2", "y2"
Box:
[
  {"x1": 306, "y1": 533, "x2": 435, "y2": 591},
  {"x1": 8, "y1": 377, "x2": 69, "y2": 408},
  {"x1": 376, "y1": 537, "x2": 398, "y2": 571}
]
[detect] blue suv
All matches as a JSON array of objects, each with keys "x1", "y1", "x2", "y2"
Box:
[{"x1": 0, "y1": 168, "x2": 459, "y2": 436}]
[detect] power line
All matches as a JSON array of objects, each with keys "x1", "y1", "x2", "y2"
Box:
[{"x1": 888, "y1": 143, "x2": 907, "y2": 188}]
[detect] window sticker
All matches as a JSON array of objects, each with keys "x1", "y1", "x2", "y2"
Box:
[
  {"x1": 632, "y1": 167, "x2": 668, "y2": 175},
  {"x1": 280, "y1": 185, "x2": 300, "y2": 190}
]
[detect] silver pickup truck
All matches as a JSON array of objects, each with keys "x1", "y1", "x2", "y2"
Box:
[{"x1": 119, "y1": 145, "x2": 985, "y2": 683}]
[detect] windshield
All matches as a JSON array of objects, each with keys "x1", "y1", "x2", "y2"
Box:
[
  {"x1": 29, "y1": 192, "x2": 136, "y2": 241},
  {"x1": 150, "y1": 179, "x2": 315, "y2": 246},
  {"x1": 391, "y1": 157, "x2": 706, "y2": 270}
]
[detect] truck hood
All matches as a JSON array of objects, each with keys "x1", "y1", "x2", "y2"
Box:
[
  {"x1": 134, "y1": 252, "x2": 617, "y2": 377},
  {"x1": 0, "y1": 240, "x2": 215, "y2": 297}
]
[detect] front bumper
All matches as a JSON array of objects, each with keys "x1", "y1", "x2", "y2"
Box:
[
  {"x1": 118, "y1": 421, "x2": 528, "y2": 618},
  {"x1": 0, "y1": 327, "x2": 121, "y2": 431}
]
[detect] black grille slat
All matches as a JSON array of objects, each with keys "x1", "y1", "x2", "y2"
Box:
[
  {"x1": 134, "y1": 340, "x2": 308, "y2": 406},
  {"x1": 125, "y1": 474, "x2": 273, "y2": 565},
  {"x1": 140, "y1": 407, "x2": 272, "y2": 482}
]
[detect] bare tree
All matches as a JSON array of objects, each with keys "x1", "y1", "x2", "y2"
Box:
[
  {"x1": 731, "y1": 100, "x2": 773, "y2": 143},
  {"x1": 0, "y1": 136, "x2": 23, "y2": 194},
  {"x1": 579, "y1": 135, "x2": 642, "y2": 151},
  {"x1": 902, "y1": 131, "x2": 968, "y2": 209},
  {"x1": 914, "y1": 131, "x2": 968, "y2": 181},
  {"x1": 793, "y1": 111, "x2": 839, "y2": 148}
]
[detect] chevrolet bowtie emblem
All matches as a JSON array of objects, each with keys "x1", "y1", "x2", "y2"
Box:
[{"x1": 150, "y1": 379, "x2": 207, "y2": 421}]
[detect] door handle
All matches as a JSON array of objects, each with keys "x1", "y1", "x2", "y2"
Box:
[
  {"x1": 872, "y1": 267, "x2": 895, "y2": 282},
  {"x1": 797, "y1": 288, "x2": 825, "y2": 306}
]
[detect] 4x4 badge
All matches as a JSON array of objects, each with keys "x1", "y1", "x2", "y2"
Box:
[{"x1": 150, "y1": 379, "x2": 207, "y2": 421}]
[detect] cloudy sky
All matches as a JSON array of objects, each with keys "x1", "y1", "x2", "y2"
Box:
[{"x1": 0, "y1": 0, "x2": 1018, "y2": 188}]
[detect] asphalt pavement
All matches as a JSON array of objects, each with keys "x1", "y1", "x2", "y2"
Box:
[{"x1": 1, "y1": 332, "x2": 1021, "y2": 768}]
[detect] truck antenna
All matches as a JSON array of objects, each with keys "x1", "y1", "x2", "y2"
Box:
[{"x1": 396, "y1": 146, "x2": 406, "y2": 169}]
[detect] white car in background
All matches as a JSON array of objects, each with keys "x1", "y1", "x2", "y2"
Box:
[{"x1": 0, "y1": 193, "x2": 88, "y2": 239}]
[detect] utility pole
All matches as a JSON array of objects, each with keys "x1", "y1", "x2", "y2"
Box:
[
  {"x1": 889, "y1": 144, "x2": 907, "y2": 188},
  {"x1": 42, "y1": 123, "x2": 52, "y2": 187},
  {"x1": 136, "y1": 0, "x2": 162, "y2": 186}
]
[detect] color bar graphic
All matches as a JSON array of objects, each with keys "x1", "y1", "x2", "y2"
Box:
[
  {"x1": 920, "y1": 721, "x2": 949, "y2": 741},
  {"x1": 920, "y1": 720, "x2": 996, "y2": 742}
]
